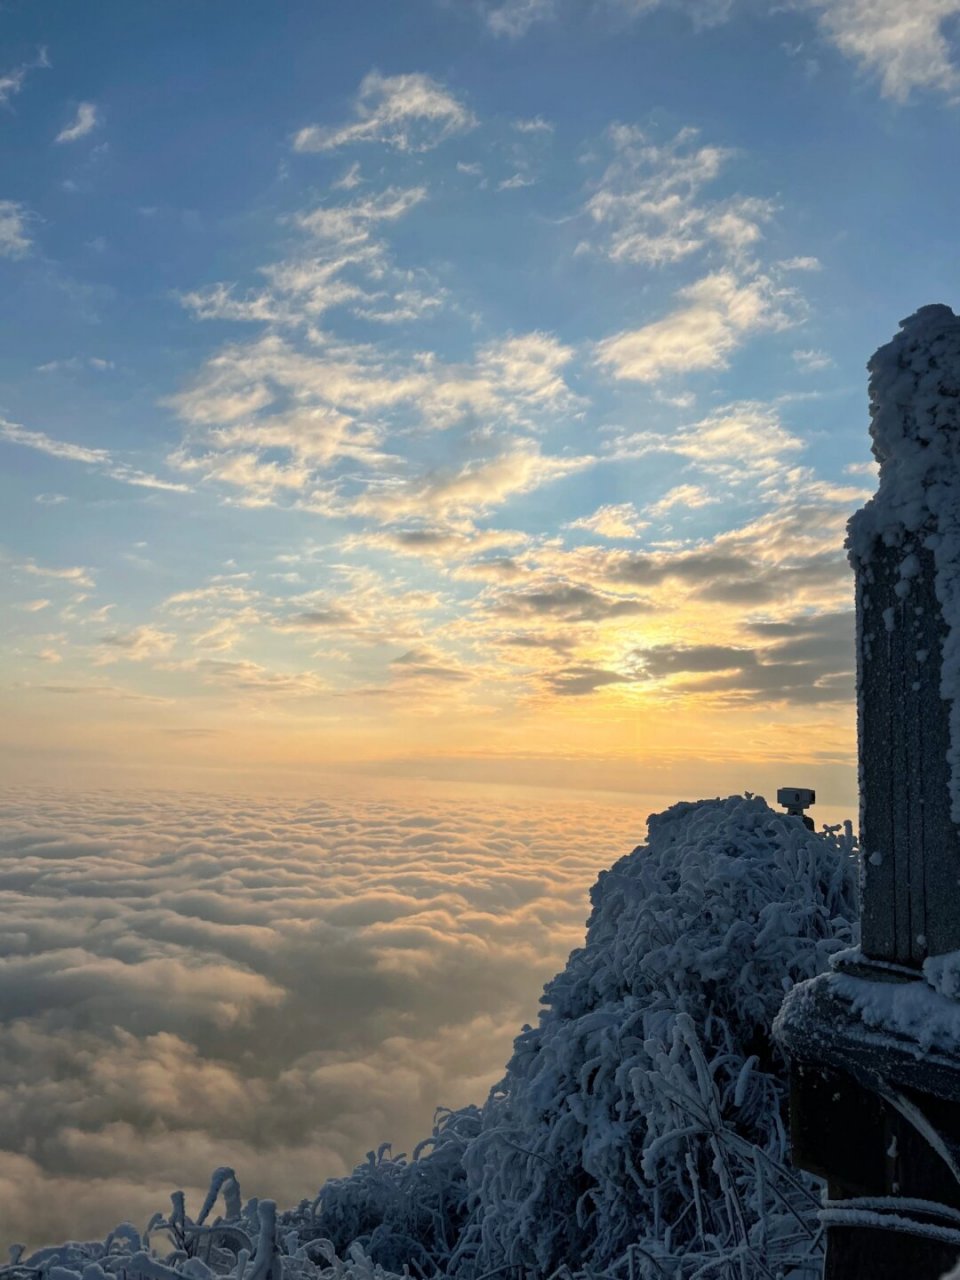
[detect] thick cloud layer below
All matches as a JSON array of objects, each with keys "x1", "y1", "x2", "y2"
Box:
[{"x1": 0, "y1": 785, "x2": 646, "y2": 1249}]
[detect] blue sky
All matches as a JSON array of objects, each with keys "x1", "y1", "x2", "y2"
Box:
[{"x1": 2, "y1": 0, "x2": 959, "y2": 802}]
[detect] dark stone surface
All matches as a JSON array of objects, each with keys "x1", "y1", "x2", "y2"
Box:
[
  {"x1": 824, "y1": 1225, "x2": 959, "y2": 1280},
  {"x1": 777, "y1": 973, "x2": 960, "y2": 1276},
  {"x1": 857, "y1": 541, "x2": 960, "y2": 965},
  {"x1": 790, "y1": 1058, "x2": 960, "y2": 1208}
]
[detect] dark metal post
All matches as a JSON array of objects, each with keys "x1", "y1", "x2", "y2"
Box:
[{"x1": 775, "y1": 305, "x2": 960, "y2": 1277}]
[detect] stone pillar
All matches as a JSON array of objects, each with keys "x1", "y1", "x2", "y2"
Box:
[
  {"x1": 855, "y1": 307, "x2": 960, "y2": 967},
  {"x1": 775, "y1": 304, "x2": 960, "y2": 1278}
]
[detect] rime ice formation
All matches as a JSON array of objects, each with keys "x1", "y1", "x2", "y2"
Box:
[
  {"x1": 776, "y1": 945, "x2": 960, "y2": 1059},
  {"x1": 848, "y1": 304, "x2": 960, "y2": 824},
  {"x1": 4, "y1": 796, "x2": 857, "y2": 1280}
]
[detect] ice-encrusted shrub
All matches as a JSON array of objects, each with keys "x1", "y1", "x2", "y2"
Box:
[
  {"x1": 5, "y1": 795, "x2": 858, "y2": 1280},
  {"x1": 308, "y1": 1106, "x2": 482, "y2": 1274},
  {"x1": 451, "y1": 795, "x2": 858, "y2": 1278}
]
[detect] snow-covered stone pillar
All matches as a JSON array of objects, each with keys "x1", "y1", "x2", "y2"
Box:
[
  {"x1": 850, "y1": 303, "x2": 960, "y2": 966},
  {"x1": 773, "y1": 306, "x2": 960, "y2": 1280}
]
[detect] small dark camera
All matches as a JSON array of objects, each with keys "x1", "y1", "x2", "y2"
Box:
[
  {"x1": 777, "y1": 787, "x2": 815, "y2": 829},
  {"x1": 777, "y1": 787, "x2": 815, "y2": 809}
]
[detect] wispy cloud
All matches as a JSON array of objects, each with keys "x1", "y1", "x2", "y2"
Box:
[
  {"x1": 0, "y1": 47, "x2": 48, "y2": 109},
  {"x1": 778, "y1": 255, "x2": 821, "y2": 272},
  {"x1": 792, "y1": 347, "x2": 834, "y2": 372},
  {"x1": 609, "y1": 402, "x2": 805, "y2": 480},
  {"x1": 0, "y1": 200, "x2": 32, "y2": 258},
  {"x1": 595, "y1": 272, "x2": 797, "y2": 382},
  {"x1": 94, "y1": 625, "x2": 176, "y2": 665},
  {"x1": 351, "y1": 442, "x2": 592, "y2": 523},
  {"x1": 476, "y1": 0, "x2": 960, "y2": 100},
  {"x1": 180, "y1": 187, "x2": 429, "y2": 329},
  {"x1": 484, "y1": 0, "x2": 558, "y2": 37},
  {"x1": 293, "y1": 71, "x2": 475, "y2": 153},
  {"x1": 0, "y1": 418, "x2": 190, "y2": 493},
  {"x1": 0, "y1": 64, "x2": 30, "y2": 106},
  {"x1": 512, "y1": 115, "x2": 555, "y2": 133},
  {"x1": 169, "y1": 330, "x2": 580, "y2": 510},
  {"x1": 37, "y1": 356, "x2": 115, "y2": 373},
  {"x1": 812, "y1": 0, "x2": 960, "y2": 100},
  {"x1": 55, "y1": 101, "x2": 100, "y2": 144},
  {"x1": 645, "y1": 483, "x2": 719, "y2": 518},
  {"x1": 295, "y1": 185, "x2": 428, "y2": 244},
  {"x1": 582, "y1": 125, "x2": 752, "y2": 267},
  {"x1": 567, "y1": 503, "x2": 648, "y2": 539},
  {"x1": 14, "y1": 558, "x2": 95, "y2": 590},
  {"x1": 332, "y1": 161, "x2": 364, "y2": 190},
  {"x1": 498, "y1": 171, "x2": 536, "y2": 190},
  {"x1": 581, "y1": 122, "x2": 783, "y2": 278},
  {"x1": 349, "y1": 526, "x2": 528, "y2": 560},
  {"x1": 389, "y1": 645, "x2": 473, "y2": 684},
  {"x1": 491, "y1": 582, "x2": 651, "y2": 621},
  {"x1": 0, "y1": 420, "x2": 109, "y2": 465}
]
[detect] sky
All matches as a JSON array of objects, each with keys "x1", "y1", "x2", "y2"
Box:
[
  {"x1": 4, "y1": 0, "x2": 960, "y2": 1249},
  {"x1": 8, "y1": 0, "x2": 960, "y2": 805}
]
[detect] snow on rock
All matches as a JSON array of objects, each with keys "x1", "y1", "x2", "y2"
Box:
[
  {"x1": 833, "y1": 965, "x2": 960, "y2": 1055},
  {"x1": 3, "y1": 795, "x2": 858, "y2": 1280},
  {"x1": 776, "y1": 944, "x2": 960, "y2": 1060},
  {"x1": 926, "y1": 949, "x2": 960, "y2": 1002},
  {"x1": 848, "y1": 303, "x2": 960, "y2": 821}
]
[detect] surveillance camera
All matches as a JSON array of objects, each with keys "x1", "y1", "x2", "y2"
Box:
[{"x1": 777, "y1": 787, "x2": 816, "y2": 809}]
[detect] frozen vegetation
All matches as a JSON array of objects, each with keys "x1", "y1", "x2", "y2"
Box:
[{"x1": 2, "y1": 795, "x2": 858, "y2": 1280}]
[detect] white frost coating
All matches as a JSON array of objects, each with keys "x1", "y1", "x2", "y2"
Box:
[
  {"x1": 832, "y1": 970, "x2": 960, "y2": 1054},
  {"x1": 3, "y1": 795, "x2": 857, "y2": 1280},
  {"x1": 782, "y1": 945, "x2": 960, "y2": 1057},
  {"x1": 924, "y1": 947, "x2": 960, "y2": 999},
  {"x1": 847, "y1": 303, "x2": 960, "y2": 823},
  {"x1": 817, "y1": 1205, "x2": 960, "y2": 1246}
]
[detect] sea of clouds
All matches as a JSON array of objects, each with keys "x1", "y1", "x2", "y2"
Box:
[{"x1": 0, "y1": 783, "x2": 655, "y2": 1250}]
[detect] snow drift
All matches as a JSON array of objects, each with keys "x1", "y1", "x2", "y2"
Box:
[{"x1": 2, "y1": 795, "x2": 858, "y2": 1279}]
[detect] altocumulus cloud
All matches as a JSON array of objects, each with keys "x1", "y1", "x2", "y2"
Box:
[{"x1": 0, "y1": 785, "x2": 642, "y2": 1249}]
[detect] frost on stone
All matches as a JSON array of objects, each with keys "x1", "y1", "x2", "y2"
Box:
[
  {"x1": 801, "y1": 944, "x2": 960, "y2": 1058},
  {"x1": 848, "y1": 303, "x2": 960, "y2": 822},
  {"x1": 926, "y1": 949, "x2": 960, "y2": 1002},
  {"x1": 5, "y1": 796, "x2": 858, "y2": 1280},
  {"x1": 832, "y1": 966, "x2": 960, "y2": 1055}
]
